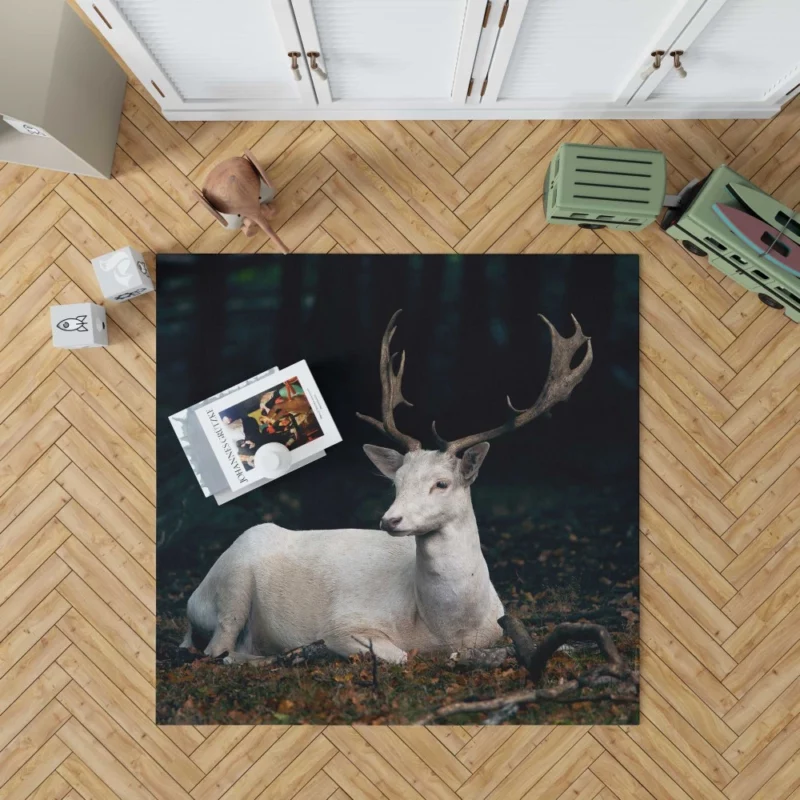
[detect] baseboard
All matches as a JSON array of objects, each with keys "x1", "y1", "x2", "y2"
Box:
[{"x1": 162, "y1": 104, "x2": 780, "y2": 122}]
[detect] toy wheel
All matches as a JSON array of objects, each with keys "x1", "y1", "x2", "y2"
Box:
[
  {"x1": 682, "y1": 240, "x2": 707, "y2": 257},
  {"x1": 578, "y1": 223, "x2": 606, "y2": 229},
  {"x1": 758, "y1": 293, "x2": 784, "y2": 310}
]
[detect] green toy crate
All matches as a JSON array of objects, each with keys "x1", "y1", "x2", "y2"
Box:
[
  {"x1": 661, "y1": 164, "x2": 800, "y2": 323},
  {"x1": 544, "y1": 143, "x2": 666, "y2": 231}
]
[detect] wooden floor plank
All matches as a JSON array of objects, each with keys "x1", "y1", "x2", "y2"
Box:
[
  {"x1": 642, "y1": 574, "x2": 738, "y2": 687},
  {"x1": 724, "y1": 567, "x2": 800, "y2": 665},
  {"x1": 264, "y1": 121, "x2": 336, "y2": 190},
  {"x1": 322, "y1": 137, "x2": 452, "y2": 253},
  {"x1": 187, "y1": 122, "x2": 237, "y2": 157},
  {"x1": 0, "y1": 697, "x2": 71, "y2": 791},
  {"x1": 641, "y1": 392, "x2": 735, "y2": 499},
  {"x1": 0, "y1": 485, "x2": 71, "y2": 581},
  {"x1": 640, "y1": 606, "x2": 737, "y2": 717},
  {"x1": 56, "y1": 721, "x2": 158, "y2": 800},
  {"x1": 723, "y1": 675, "x2": 800, "y2": 772},
  {"x1": 639, "y1": 644, "x2": 737, "y2": 752},
  {"x1": 329, "y1": 121, "x2": 469, "y2": 246},
  {"x1": 110, "y1": 147, "x2": 202, "y2": 248},
  {"x1": 456, "y1": 728, "x2": 552, "y2": 800},
  {"x1": 364, "y1": 121, "x2": 469, "y2": 210},
  {"x1": 641, "y1": 501, "x2": 736, "y2": 608},
  {"x1": 637, "y1": 679, "x2": 737, "y2": 790},
  {"x1": 56, "y1": 535, "x2": 153, "y2": 644},
  {"x1": 640, "y1": 318, "x2": 736, "y2": 426},
  {"x1": 0, "y1": 264, "x2": 69, "y2": 349},
  {"x1": 400, "y1": 121, "x2": 469, "y2": 175},
  {"x1": 458, "y1": 121, "x2": 595, "y2": 248},
  {"x1": 122, "y1": 85, "x2": 202, "y2": 176},
  {"x1": 0, "y1": 229, "x2": 68, "y2": 317},
  {"x1": 189, "y1": 727, "x2": 287, "y2": 800},
  {"x1": 640, "y1": 357, "x2": 735, "y2": 463},
  {"x1": 641, "y1": 427, "x2": 736, "y2": 535},
  {"x1": 56, "y1": 495, "x2": 155, "y2": 606},
  {"x1": 591, "y1": 726, "x2": 700, "y2": 800},
  {"x1": 723, "y1": 529, "x2": 800, "y2": 622},
  {"x1": 117, "y1": 117, "x2": 199, "y2": 214},
  {"x1": 56, "y1": 571, "x2": 154, "y2": 681},
  {"x1": 642, "y1": 535, "x2": 737, "y2": 643},
  {"x1": 57, "y1": 646, "x2": 203, "y2": 791},
  {"x1": 0, "y1": 733, "x2": 71, "y2": 800},
  {"x1": 0, "y1": 163, "x2": 37, "y2": 206},
  {"x1": 56, "y1": 608, "x2": 153, "y2": 717},
  {"x1": 321, "y1": 173, "x2": 415, "y2": 253},
  {"x1": 0, "y1": 169, "x2": 65, "y2": 242}
]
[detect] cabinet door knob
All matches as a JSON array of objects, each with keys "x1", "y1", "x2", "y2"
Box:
[
  {"x1": 670, "y1": 50, "x2": 687, "y2": 78},
  {"x1": 640, "y1": 50, "x2": 665, "y2": 81},
  {"x1": 307, "y1": 52, "x2": 328, "y2": 81},
  {"x1": 288, "y1": 52, "x2": 302, "y2": 81}
]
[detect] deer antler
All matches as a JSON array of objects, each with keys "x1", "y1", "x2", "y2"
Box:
[
  {"x1": 356, "y1": 310, "x2": 421, "y2": 452},
  {"x1": 432, "y1": 314, "x2": 592, "y2": 455}
]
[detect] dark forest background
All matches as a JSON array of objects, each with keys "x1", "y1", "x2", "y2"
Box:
[{"x1": 155, "y1": 253, "x2": 640, "y2": 725}]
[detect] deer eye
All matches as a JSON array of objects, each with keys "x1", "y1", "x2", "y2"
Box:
[{"x1": 434, "y1": 480, "x2": 449, "y2": 491}]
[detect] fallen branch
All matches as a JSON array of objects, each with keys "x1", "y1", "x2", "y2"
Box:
[
  {"x1": 415, "y1": 616, "x2": 635, "y2": 724},
  {"x1": 416, "y1": 673, "x2": 636, "y2": 724},
  {"x1": 220, "y1": 640, "x2": 338, "y2": 667},
  {"x1": 500, "y1": 616, "x2": 627, "y2": 683},
  {"x1": 447, "y1": 647, "x2": 513, "y2": 670},
  {"x1": 485, "y1": 703, "x2": 520, "y2": 725},
  {"x1": 353, "y1": 637, "x2": 381, "y2": 692},
  {"x1": 276, "y1": 639, "x2": 339, "y2": 667}
]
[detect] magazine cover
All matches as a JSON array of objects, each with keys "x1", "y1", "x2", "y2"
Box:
[
  {"x1": 194, "y1": 359, "x2": 341, "y2": 490},
  {"x1": 169, "y1": 366, "x2": 280, "y2": 498}
]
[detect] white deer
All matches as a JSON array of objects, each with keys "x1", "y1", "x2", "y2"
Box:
[{"x1": 182, "y1": 311, "x2": 592, "y2": 664}]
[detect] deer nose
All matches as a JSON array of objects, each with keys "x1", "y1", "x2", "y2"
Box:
[{"x1": 380, "y1": 516, "x2": 403, "y2": 532}]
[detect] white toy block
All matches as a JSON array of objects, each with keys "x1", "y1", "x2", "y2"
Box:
[
  {"x1": 91, "y1": 246, "x2": 154, "y2": 302},
  {"x1": 51, "y1": 303, "x2": 107, "y2": 349}
]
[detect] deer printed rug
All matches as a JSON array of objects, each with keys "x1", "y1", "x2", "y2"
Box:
[{"x1": 156, "y1": 253, "x2": 640, "y2": 725}]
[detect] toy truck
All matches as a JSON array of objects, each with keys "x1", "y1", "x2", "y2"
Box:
[{"x1": 660, "y1": 165, "x2": 800, "y2": 322}]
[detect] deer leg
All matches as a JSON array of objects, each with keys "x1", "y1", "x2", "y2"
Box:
[
  {"x1": 345, "y1": 634, "x2": 408, "y2": 664},
  {"x1": 205, "y1": 625, "x2": 242, "y2": 658},
  {"x1": 203, "y1": 592, "x2": 251, "y2": 658}
]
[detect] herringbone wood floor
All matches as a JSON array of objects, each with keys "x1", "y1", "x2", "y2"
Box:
[{"x1": 3, "y1": 47, "x2": 800, "y2": 799}]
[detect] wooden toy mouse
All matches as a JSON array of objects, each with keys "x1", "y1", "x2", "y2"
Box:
[{"x1": 194, "y1": 149, "x2": 289, "y2": 254}]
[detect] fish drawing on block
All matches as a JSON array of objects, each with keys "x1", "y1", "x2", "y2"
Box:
[
  {"x1": 57, "y1": 315, "x2": 89, "y2": 332},
  {"x1": 727, "y1": 183, "x2": 800, "y2": 247},
  {"x1": 713, "y1": 203, "x2": 800, "y2": 277}
]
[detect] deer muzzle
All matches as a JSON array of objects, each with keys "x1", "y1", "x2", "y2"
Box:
[{"x1": 380, "y1": 515, "x2": 404, "y2": 533}]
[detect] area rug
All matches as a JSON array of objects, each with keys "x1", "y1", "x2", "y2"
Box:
[{"x1": 156, "y1": 254, "x2": 639, "y2": 725}]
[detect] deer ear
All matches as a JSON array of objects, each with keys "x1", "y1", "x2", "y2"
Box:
[
  {"x1": 363, "y1": 444, "x2": 405, "y2": 478},
  {"x1": 459, "y1": 442, "x2": 490, "y2": 486}
]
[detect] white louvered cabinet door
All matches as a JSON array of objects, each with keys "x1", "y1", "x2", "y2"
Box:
[
  {"x1": 289, "y1": 0, "x2": 486, "y2": 107},
  {"x1": 75, "y1": 0, "x2": 317, "y2": 111},
  {"x1": 481, "y1": 0, "x2": 707, "y2": 109},
  {"x1": 639, "y1": 0, "x2": 800, "y2": 107}
]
